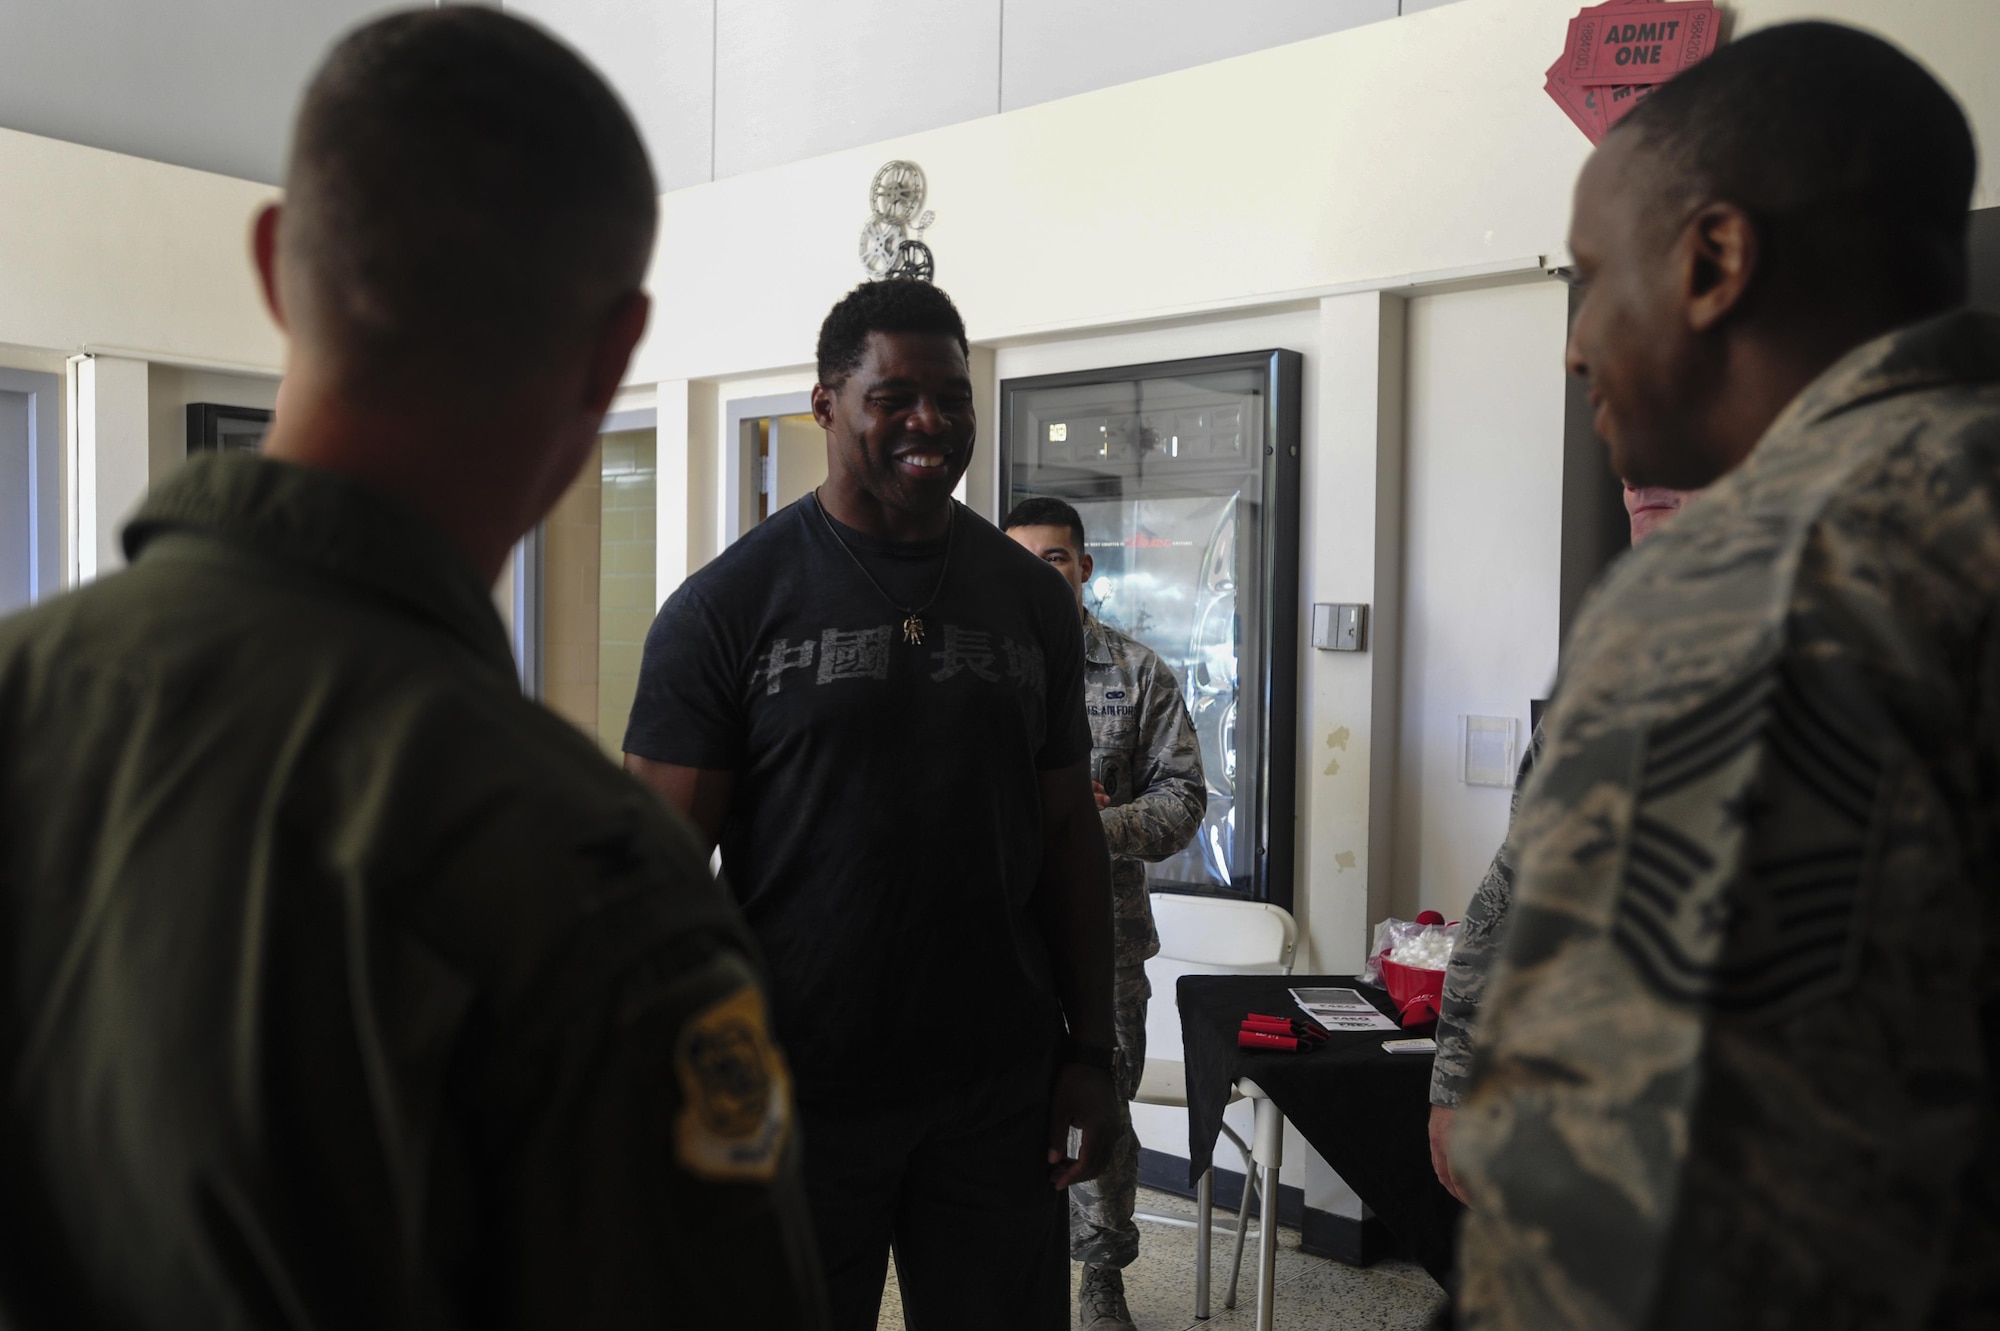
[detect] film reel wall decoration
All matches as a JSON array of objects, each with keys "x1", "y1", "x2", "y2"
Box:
[{"x1": 857, "y1": 160, "x2": 936, "y2": 282}]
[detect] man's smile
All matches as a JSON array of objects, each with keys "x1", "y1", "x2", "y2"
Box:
[{"x1": 892, "y1": 444, "x2": 959, "y2": 475}]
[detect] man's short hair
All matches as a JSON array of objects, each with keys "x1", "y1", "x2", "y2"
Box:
[
  {"x1": 816, "y1": 281, "x2": 970, "y2": 389},
  {"x1": 284, "y1": 8, "x2": 657, "y2": 397},
  {"x1": 1002, "y1": 496, "x2": 1086, "y2": 553},
  {"x1": 1615, "y1": 22, "x2": 1974, "y2": 311}
]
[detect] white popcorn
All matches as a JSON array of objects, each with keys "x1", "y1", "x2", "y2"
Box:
[{"x1": 1387, "y1": 927, "x2": 1455, "y2": 971}]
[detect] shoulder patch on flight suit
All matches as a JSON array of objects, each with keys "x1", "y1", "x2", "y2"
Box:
[{"x1": 674, "y1": 985, "x2": 792, "y2": 1184}]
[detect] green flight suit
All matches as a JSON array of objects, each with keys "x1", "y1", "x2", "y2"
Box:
[
  {"x1": 1455, "y1": 311, "x2": 2000, "y2": 1330},
  {"x1": 0, "y1": 453, "x2": 825, "y2": 1329}
]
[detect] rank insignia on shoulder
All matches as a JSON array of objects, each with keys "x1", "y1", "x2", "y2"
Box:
[{"x1": 674, "y1": 985, "x2": 792, "y2": 1184}]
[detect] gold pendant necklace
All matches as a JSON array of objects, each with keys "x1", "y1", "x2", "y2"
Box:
[{"x1": 814, "y1": 491, "x2": 955, "y2": 646}]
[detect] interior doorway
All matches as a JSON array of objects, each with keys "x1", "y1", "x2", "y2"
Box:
[
  {"x1": 750, "y1": 412, "x2": 826, "y2": 524},
  {"x1": 724, "y1": 392, "x2": 824, "y2": 542},
  {"x1": 0, "y1": 368, "x2": 62, "y2": 616}
]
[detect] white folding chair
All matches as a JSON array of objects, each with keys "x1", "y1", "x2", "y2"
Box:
[{"x1": 1133, "y1": 893, "x2": 1296, "y2": 1324}]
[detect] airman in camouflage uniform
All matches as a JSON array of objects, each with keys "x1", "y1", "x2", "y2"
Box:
[
  {"x1": 1006, "y1": 501, "x2": 1205, "y2": 1330},
  {"x1": 1076, "y1": 613, "x2": 1206, "y2": 1265},
  {"x1": 1458, "y1": 307, "x2": 2000, "y2": 1330},
  {"x1": 1454, "y1": 24, "x2": 1996, "y2": 1330}
]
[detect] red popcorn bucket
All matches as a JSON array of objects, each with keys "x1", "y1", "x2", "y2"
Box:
[{"x1": 1377, "y1": 954, "x2": 1445, "y2": 1030}]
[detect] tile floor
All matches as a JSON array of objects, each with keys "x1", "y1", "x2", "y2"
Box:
[{"x1": 875, "y1": 1187, "x2": 1447, "y2": 1330}]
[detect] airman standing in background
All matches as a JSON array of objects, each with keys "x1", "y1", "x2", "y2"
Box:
[{"x1": 1007, "y1": 497, "x2": 1205, "y2": 1331}]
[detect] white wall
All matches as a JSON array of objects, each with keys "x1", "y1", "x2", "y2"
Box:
[
  {"x1": 635, "y1": 0, "x2": 2000, "y2": 387},
  {"x1": 638, "y1": 0, "x2": 1572, "y2": 385},
  {"x1": 70, "y1": 355, "x2": 149, "y2": 581},
  {"x1": 1393, "y1": 281, "x2": 1569, "y2": 923},
  {"x1": 999, "y1": 0, "x2": 1401, "y2": 112},
  {"x1": 0, "y1": 128, "x2": 282, "y2": 374}
]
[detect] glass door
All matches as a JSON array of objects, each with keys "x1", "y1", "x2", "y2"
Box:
[{"x1": 1001, "y1": 350, "x2": 1302, "y2": 907}]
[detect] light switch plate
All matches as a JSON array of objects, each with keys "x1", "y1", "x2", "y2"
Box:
[
  {"x1": 1461, "y1": 715, "x2": 1519, "y2": 787},
  {"x1": 1312, "y1": 603, "x2": 1367, "y2": 652}
]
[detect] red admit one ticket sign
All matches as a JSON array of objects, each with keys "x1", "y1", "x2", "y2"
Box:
[
  {"x1": 1545, "y1": 59, "x2": 1608, "y2": 144},
  {"x1": 1546, "y1": 0, "x2": 1702, "y2": 145},
  {"x1": 1545, "y1": 58, "x2": 1658, "y2": 146},
  {"x1": 1566, "y1": 0, "x2": 1719, "y2": 87}
]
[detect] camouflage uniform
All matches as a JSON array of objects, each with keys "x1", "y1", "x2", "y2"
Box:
[
  {"x1": 1455, "y1": 310, "x2": 2000, "y2": 1330},
  {"x1": 1071, "y1": 614, "x2": 1206, "y2": 1269},
  {"x1": 1430, "y1": 725, "x2": 1543, "y2": 1109}
]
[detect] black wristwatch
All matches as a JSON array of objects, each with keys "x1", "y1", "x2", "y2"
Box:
[{"x1": 1061, "y1": 1037, "x2": 1116, "y2": 1073}]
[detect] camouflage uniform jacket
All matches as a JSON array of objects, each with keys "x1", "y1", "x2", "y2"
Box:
[
  {"x1": 1456, "y1": 310, "x2": 2000, "y2": 1331},
  {"x1": 1429, "y1": 724, "x2": 1543, "y2": 1109},
  {"x1": 1085, "y1": 615, "x2": 1206, "y2": 967}
]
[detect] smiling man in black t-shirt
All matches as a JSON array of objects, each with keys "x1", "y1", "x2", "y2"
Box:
[{"x1": 624, "y1": 280, "x2": 1117, "y2": 1329}]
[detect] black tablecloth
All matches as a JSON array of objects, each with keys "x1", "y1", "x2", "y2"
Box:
[{"x1": 1177, "y1": 974, "x2": 1461, "y2": 1286}]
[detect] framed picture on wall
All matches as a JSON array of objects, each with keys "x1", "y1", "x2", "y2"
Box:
[{"x1": 186, "y1": 403, "x2": 273, "y2": 454}]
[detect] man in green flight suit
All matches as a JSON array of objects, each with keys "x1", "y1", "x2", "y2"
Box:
[
  {"x1": 1453, "y1": 22, "x2": 1998, "y2": 1329},
  {"x1": 1008, "y1": 497, "x2": 1207, "y2": 1331},
  {"x1": 0, "y1": 11, "x2": 824, "y2": 1328}
]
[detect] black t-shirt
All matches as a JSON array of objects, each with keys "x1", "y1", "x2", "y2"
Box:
[{"x1": 624, "y1": 495, "x2": 1091, "y2": 1094}]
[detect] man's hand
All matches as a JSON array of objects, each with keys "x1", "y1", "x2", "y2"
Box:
[
  {"x1": 1428, "y1": 1105, "x2": 1468, "y2": 1203},
  {"x1": 1046, "y1": 1062, "x2": 1121, "y2": 1189},
  {"x1": 1091, "y1": 779, "x2": 1111, "y2": 810}
]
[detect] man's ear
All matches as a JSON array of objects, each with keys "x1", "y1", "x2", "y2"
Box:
[
  {"x1": 1684, "y1": 201, "x2": 1758, "y2": 335},
  {"x1": 810, "y1": 382, "x2": 837, "y2": 431},
  {"x1": 582, "y1": 290, "x2": 650, "y2": 415},
  {"x1": 252, "y1": 203, "x2": 287, "y2": 331},
  {"x1": 1079, "y1": 551, "x2": 1094, "y2": 583}
]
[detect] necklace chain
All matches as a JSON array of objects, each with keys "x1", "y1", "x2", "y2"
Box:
[{"x1": 812, "y1": 490, "x2": 955, "y2": 645}]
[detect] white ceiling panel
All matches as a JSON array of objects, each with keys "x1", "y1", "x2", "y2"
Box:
[
  {"x1": 0, "y1": 0, "x2": 1472, "y2": 191},
  {"x1": 506, "y1": 0, "x2": 717, "y2": 192},
  {"x1": 0, "y1": 0, "x2": 399, "y2": 185},
  {"x1": 713, "y1": 0, "x2": 1002, "y2": 180},
  {"x1": 999, "y1": 0, "x2": 1401, "y2": 113}
]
